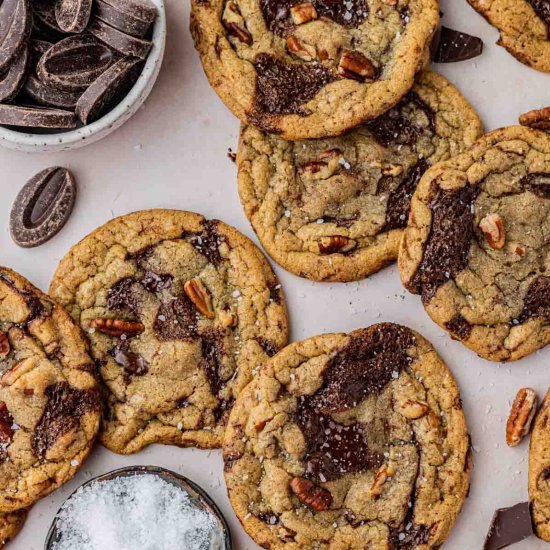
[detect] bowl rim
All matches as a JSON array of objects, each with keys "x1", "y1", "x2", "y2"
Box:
[
  {"x1": 0, "y1": 0, "x2": 166, "y2": 149},
  {"x1": 44, "y1": 465, "x2": 233, "y2": 550}
]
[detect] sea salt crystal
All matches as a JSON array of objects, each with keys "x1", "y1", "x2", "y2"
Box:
[{"x1": 52, "y1": 474, "x2": 218, "y2": 550}]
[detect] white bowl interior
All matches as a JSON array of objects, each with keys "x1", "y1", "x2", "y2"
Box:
[{"x1": 0, "y1": 0, "x2": 166, "y2": 153}]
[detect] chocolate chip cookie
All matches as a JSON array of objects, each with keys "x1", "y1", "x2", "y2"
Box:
[
  {"x1": 529, "y1": 388, "x2": 550, "y2": 542},
  {"x1": 0, "y1": 509, "x2": 27, "y2": 548},
  {"x1": 400, "y1": 126, "x2": 550, "y2": 362},
  {"x1": 224, "y1": 323, "x2": 470, "y2": 549},
  {"x1": 468, "y1": 0, "x2": 550, "y2": 72},
  {"x1": 49, "y1": 210, "x2": 288, "y2": 454},
  {"x1": 190, "y1": 0, "x2": 439, "y2": 139},
  {"x1": 0, "y1": 267, "x2": 100, "y2": 512},
  {"x1": 238, "y1": 70, "x2": 482, "y2": 282}
]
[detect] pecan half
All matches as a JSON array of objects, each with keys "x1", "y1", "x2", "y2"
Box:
[
  {"x1": 184, "y1": 278, "x2": 215, "y2": 319},
  {"x1": 479, "y1": 213, "x2": 505, "y2": 249},
  {"x1": 0, "y1": 402, "x2": 14, "y2": 444},
  {"x1": 519, "y1": 106, "x2": 550, "y2": 131},
  {"x1": 0, "y1": 331, "x2": 9, "y2": 358},
  {"x1": 90, "y1": 318, "x2": 145, "y2": 337},
  {"x1": 287, "y1": 36, "x2": 316, "y2": 61},
  {"x1": 370, "y1": 464, "x2": 394, "y2": 499},
  {"x1": 318, "y1": 235, "x2": 355, "y2": 254},
  {"x1": 290, "y1": 2, "x2": 318, "y2": 24},
  {"x1": 338, "y1": 50, "x2": 376, "y2": 82},
  {"x1": 224, "y1": 22, "x2": 252, "y2": 45},
  {"x1": 290, "y1": 477, "x2": 332, "y2": 511},
  {"x1": 506, "y1": 387, "x2": 537, "y2": 447},
  {"x1": 400, "y1": 400, "x2": 429, "y2": 420}
]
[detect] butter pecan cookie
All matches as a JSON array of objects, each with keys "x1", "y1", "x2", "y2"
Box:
[
  {"x1": 530, "y1": 388, "x2": 550, "y2": 541},
  {"x1": 468, "y1": 0, "x2": 550, "y2": 72},
  {"x1": 400, "y1": 126, "x2": 550, "y2": 362},
  {"x1": 224, "y1": 323, "x2": 470, "y2": 549},
  {"x1": 49, "y1": 210, "x2": 288, "y2": 454},
  {"x1": 0, "y1": 509, "x2": 27, "y2": 548},
  {"x1": 238, "y1": 70, "x2": 482, "y2": 282},
  {"x1": 190, "y1": 0, "x2": 439, "y2": 139},
  {"x1": 0, "y1": 267, "x2": 100, "y2": 512}
]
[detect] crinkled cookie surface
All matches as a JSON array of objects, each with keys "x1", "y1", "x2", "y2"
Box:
[
  {"x1": 400, "y1": 126, "x2": 550, "y2": 362},
  {"x1": 238, "y1": 70, "x2": 483, "y2": 281},
  {"x1": 0, "y1": 509, "x2": 27, "y2": 548},
  {"x1": 191, "y1": 0, "x2": 439, "y2": 139},
  {"x1": 49, "y1": 210, "x2": 288, "y2": 454},
  {"x1": 0, "y1": 267, "x2": 99, "y2": 512},
  {"x1": 468, "y1": 0, "x2": 550, "y2": 72},
  {"x1": 224, "y1": 323, "x2": 470, "y2": 549}
]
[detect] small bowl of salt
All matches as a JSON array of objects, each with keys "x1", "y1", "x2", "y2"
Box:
[{"x1": 45, "y1": 466, "x2": 232, "y2": 550}]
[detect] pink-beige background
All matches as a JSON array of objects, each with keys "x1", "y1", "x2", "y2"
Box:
[{"x1": 1, "y1": 0, "x2": 549, "y2": 547}]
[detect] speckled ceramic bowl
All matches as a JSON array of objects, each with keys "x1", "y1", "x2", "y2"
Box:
[
  {"x1": 44, "y1": 465, "x2": 232, "y2": 550},
  {"x1": 0, "y1": 0, "x2": 166, "y2": 153}
]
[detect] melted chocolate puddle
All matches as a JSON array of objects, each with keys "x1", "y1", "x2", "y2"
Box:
[
  {"x1": 520, "y1": 172, "x2": 550, "y2": 198},
  {"x1": 517, "y1": 276, "x2": 550, "y2": 323},
  {"x1": 408, "y1": 185, "x2": 478, "y2": 303},
  {"x1": 260, "y1": 0, "x2": 369, "y2": 35},
  {"x1": 33, "y1": 382, "x2": 99, "y2": 458},
  {"x1": 252, "y1": 53, "x2": 335, "y2": 118},
  {"x1": 295, "y1": 325, "x2": 415, "y2": 482}
]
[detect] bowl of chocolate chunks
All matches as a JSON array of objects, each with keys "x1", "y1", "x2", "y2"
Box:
[{"x1": 0, "y1": 0, "x2": 166, "y2": 152}]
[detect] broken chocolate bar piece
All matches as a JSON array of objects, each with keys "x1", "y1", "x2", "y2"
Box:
[
  {"x1": 484, "y1": 502, "x2": 534, "y2": 550},
  {"x1": 432, "y1": 26, "x2": 483, "y2": 63}
]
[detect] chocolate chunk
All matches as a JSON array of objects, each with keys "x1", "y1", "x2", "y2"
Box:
[
  {"x1": 0, "y1": 0, "x2": 32, "y2": 74},
  {"x1": 141, "y1": 271, "x2": 173, "y2": 293},
  {"x1": 10, "y1": 166, "x2": 76, "y2": 248},
  {"x1": 484, "y1": 502, "x2": 533, "y2": 550},
  {"x1": 0, "y1": 43, "x2": 28, "y2": 102},
  {"x1": 445, "y1": 314, "x2": 472, "y2": 340},
  {"x1": 517, "y1": 276, "x2": 550, "y2": 323},
  {"x1": 37, "y1": 34, "x2": 116, "y2": 92},
  {"x1": 432, "y1": 26, "x2": 484, "y2": 63},
  {"x1": 389, "y1": 524, "x2": 432, "y2": 549},
  {"x1": 407, "y1": 185, "x2": 478, "y2": 303},
  {"x1": 154, "y1": 293, "x2": 198, "y2": 341},
  {"x1": 367, "y1": 92, "x2": 436, "y2": 148},
  {"x1": 32, "y1": 382, "x2": 99, "y2": 458},
  {"x1": 55, "y1": 0, "x2": 93, "y2": 33},
  {"x1": 260, "y1": 0, "x2": 368, "y2": 36},
  {"x1": 201, "y1": 330, "x2": 225, "y2": 396},
  {"x1": 297, "y1": 402, "x2": 383, "y2": 481},
  {"x1": 520, "y1": 173, "x2": 550, "y2": 199},
  {"x1": 111, "y1": 343, "x2": 149, "y2": 376},
  {"x1": 188, "y1": 220, "x2": 223, "y2": 266},
  {"x1": 312, "y1": 324, "x2": 416, "y2": 413},
  {"x1": 24, "y1": 74, "x2": 82, "y2": 109},
  {"x1": 101, "y1": 0, "x2": 158, "y2": 23},
  {"x1": 107, "y1": 277, "x2": 141, "y2": 314},
  {"x1": 33, "y1": 0, "x2": 66, "y2": 38},
  {"x1": 94, "y1": 0, "x2": 152, "y2": 37},
  {"x1": 76, "y1": 57, "x2": 142, "y2": 124},
  {"x1": 0, "y1": 104, "x2": 77, "y2": 127},
  {"x1": 526, "y1": 0, "x2": 550, "y2": 36},
  {"x1": 384, "y1": 158, "x2": 430, "y2": 231},
  {"x1": 87, "y1": 17, "x2": 152, "y2": 58},
  {"x1": 256, "y1": 337, "x2": 278, "y2": 357},
  {"x1": 252, "y1": 53, "x2": 334, "y2": 118}
]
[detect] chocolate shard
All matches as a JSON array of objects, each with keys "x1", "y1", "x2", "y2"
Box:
[
  {"x1": 432, "y1": 26, "x2": 483, "y2": 63},
  {"x1": 10, "y1": 166, "x2": 77, "y2": 248},
  {"x1": 55, "y1": 0, "x2": 93, "y2": 33},
  {"x1": 484, "y1": 502, "x2": 534, "y2": 550},
  {"x1": 94, "y1": 0, "x2": 152, "y2": 37},
  {"x1": 0, "y1": 104, "x2": 77, "y2": 128},
  {"x1": 0, "y1": 0, "x2": 32, "y2": 73},
  {"x1": 0, "y1": 43, "x2": 28, "y2": 102},
  {"x1": 87, "y1": 17, "x2": 152, "y2": 59},
  {"x1": 36, "y1": 34, "x2": 116, "y2": 92},
  {"x1": 76, "y1": 57, "x2": 142, "y2": 124}
]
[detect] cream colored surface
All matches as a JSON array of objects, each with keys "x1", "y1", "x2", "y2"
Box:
[{"x1": 0, "y1": 0, "x2": 549, "y2": 548}]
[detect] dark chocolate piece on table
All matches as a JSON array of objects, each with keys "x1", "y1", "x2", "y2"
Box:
[
  {"x1": 432, "y1": 26, "x2": 483, "y2": 63},
  {"x1": 484, "y1": 502, "x2": 534, "y2": 550},
  {"x1": 10, "y1": 166, "x2": 77, "y2": 248}
]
